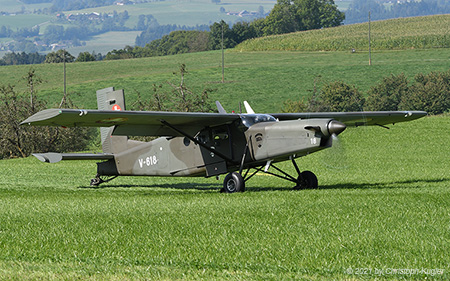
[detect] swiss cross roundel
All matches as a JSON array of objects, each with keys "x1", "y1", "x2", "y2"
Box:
[{"x1": 112, "y1": 104, "x2": 122, "y2": 111}]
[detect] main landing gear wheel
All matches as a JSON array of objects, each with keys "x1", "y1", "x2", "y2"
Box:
[
  {"x1": 294, "y1": 171, "x2": 318, "y2": 190},
  {"x1": 222, "y1": 172, "x2": 245, "y2": 193}
]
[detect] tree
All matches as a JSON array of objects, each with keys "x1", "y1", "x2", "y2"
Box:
[
  {"x1": 231, "y1": 21, "x2": 257, "y2": 44},
  {"x1": 76, "y1": 51, "x2": 96, "y2": 62},
  {"x1": 263, "y1": 0, "x2": 344, "y2": 36},
  {"x1": 263, "y1": 0, "x2": 298, "y2": 35},
  {"x1": 313, "y1": 81, "x2": 365, "y2": 112},
  {"x1": 43, "y1": 25, "x2": 64, "y2": 43},
  {"x1": 400, "y1": 71, "x2": 450, "y2": 115},
  {"x1": 365, "y1": 73, "x2": 409, "y2": 111},
  {"x1": 208, "y1": 20, "x2": 236, "y2": 50},
  {"x1": 45, "y1": 49, "x2": 75, "y2": 63},
  {"x1": 0, "y1": 72, "x2": 93, "y2": 159}
]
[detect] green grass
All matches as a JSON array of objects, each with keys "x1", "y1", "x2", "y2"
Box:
[
  {"x1": 0, "y1": 114, "x2": 448, "y2": 280},
  {"x1": 236, "y1": 14, "x2": 450, "y2": 52},
  {"x1": 1, "y1": 48, "x2": 450, "y2": 113}
]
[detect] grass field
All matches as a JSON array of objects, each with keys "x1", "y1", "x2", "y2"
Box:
[
  {"x1": 0, "y1": 0, "x2": 52, "y2": 13},
  {"x1": 0, "y1": 14, "x2": 52, "y2": 29},
  {"x1": 1, "y1": 48, "x2": 450, "y2": 113},
  {"x1": 65, "y1": 31, "x2": 142, "y2": 56},
  {"x1": 236, "y1": 14, "x2": 450, "y2": 52},
  {"x1": 0, "y1": 114, "x2": 448, "y2": 280}
]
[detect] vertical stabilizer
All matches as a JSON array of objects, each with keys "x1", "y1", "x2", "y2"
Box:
[{"x1": 96, "y1": 87, "x2": 128, "y2": 154}]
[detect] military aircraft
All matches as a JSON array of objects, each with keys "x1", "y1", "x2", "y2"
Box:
[{"x1": 21, "y1": 87, "x2": 426, "y2": 193}]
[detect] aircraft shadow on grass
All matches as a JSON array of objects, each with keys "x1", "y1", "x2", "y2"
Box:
[
  {"x1": 77, "y1": 178, "x2": 449, "y2": 192},
  {"x1": 319, "y1": 178, "x2": 450, "y2": 190}
]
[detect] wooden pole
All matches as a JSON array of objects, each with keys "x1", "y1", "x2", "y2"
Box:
[
  {"x1": 221, "y1": 23, "x2": 225, "y2": 83},
  {"x1": 368, "y1": 12, "x2": 372, "y2": 66}
]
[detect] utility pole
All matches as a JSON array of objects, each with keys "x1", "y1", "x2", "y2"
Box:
[
  {"x1": 368, "y1": 11, "x2": 372, "y2": 66},
  {"x1": 59, "y1": 49, "x2": 67, "y2": 108},
  {"x1": 221, "y1": 23, "x2": 225, "y2": 83}
]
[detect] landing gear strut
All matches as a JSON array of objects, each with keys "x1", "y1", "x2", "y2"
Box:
[
  {"x1": 90, "y1": 174, "x2": 118, "y2": 187},
  {"x1": 222, "y1": 156, "x2": 318, "y2": 193}
]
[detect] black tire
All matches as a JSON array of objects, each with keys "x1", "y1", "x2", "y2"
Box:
[
  {"x1": 294, "y1": 171, "x2": 318, "y2": 190},
  {"x1": 223, "y1": 172, "x2": 245, "y2": 193}
]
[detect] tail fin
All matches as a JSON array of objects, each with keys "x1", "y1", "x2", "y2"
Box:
[{"x1": 96, "y1": 87, "x2": 128, "y2": 154}]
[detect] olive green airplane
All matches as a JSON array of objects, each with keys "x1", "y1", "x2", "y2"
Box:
[{"x1": 21, "y1": 87, "x2": 426, "y2": 193}]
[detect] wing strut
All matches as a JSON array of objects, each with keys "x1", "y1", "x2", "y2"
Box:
[{"x1": 159, "y1": 119, "x2": 235, "y2": 164}]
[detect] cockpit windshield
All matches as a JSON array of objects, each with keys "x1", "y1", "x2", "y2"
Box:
[{"x1": 240, "y1": 114, "x2": 277, "y2": 128}]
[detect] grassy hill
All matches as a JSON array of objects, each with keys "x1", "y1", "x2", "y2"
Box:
[
  {"x1": 1, "y1": 48, "x2": 450, "y2": 113},
  {"x1": 235, "y1": 14, "x2": 450, "y2": 52},
  {"x1": 1, "y1": 15, "x2": 449, "y2": 113}
]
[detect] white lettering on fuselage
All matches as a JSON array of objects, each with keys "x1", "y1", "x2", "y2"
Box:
[{"x1": 138, "y1": 155, "x2": 158, "y2": 168}]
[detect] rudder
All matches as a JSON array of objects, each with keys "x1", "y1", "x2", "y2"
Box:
[{"x1": 96, "y1": 87, "x2": 128, "y2": 154}]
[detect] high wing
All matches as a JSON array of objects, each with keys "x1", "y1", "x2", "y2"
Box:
[
  {"x1": 20, "y1": 108, "x2": 241, "y2": 137},
  {"x1": 21, "y1": 108, "x2": 427, "y2": 137},
  {"x1": 271, "y1": 111, "x2": 427, "y2": 127}
]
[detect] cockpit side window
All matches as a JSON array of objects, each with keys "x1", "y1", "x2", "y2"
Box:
[{"x1": 240, "y1": 114, "x2": 277, "y2": 128}]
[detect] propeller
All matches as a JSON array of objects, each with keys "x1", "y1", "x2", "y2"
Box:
[{"x1": 321, "y1": 132, "x2": 349, "y2": 170}]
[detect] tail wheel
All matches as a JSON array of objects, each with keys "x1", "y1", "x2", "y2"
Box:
[
  {"x1": 294, "y1": 171, "x2": 318, "y2": 190},
  {"x1": 223, "y1": 172, "x2": 245, "y2": 193}
]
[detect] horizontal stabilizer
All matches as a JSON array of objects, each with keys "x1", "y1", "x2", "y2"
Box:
[{"x1": 33, "y1": 153, "x2": 114, "y2": 163}]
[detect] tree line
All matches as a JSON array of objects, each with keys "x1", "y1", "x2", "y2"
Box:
[
  {"x1": 0, "y1": 50, "x2": 103, "y2": 65},
  {"x1": 345, "y1": 0, "x2": 450, "y2": 24},
  {"x1": 283, "y1": 72, "x2": 450, "y2": 115}
]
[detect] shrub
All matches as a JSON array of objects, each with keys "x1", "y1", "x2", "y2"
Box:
[
  {"x1": 400, "y1": 71, "x2": 450, "y2": 115},
  {"x1": 312, "y1": 81, "x2": 365, "y2": 112},
  {"x1": 365, "y1": 73, "x2": 409, "y2": 111}
]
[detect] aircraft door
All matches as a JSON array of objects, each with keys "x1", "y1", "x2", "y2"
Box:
[{"x1": 198, "y1": 125, "x2": 233, "y2": 176}]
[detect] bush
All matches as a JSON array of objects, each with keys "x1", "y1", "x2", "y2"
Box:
[
  {"x1": 283, "y1": 70, "x2": 449, "y2": 114},
  {"x1": 365, "y1": 73, "x2": 409, "y2": 111},
  {"x1": 400, "y1": 71, "x2": 450, "y2": 115},
  {"x1": 312, "y1": 81, "x2": 365, "y2": 112}
]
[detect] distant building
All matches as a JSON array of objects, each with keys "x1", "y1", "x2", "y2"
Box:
[{"x1": 227, "y1": 10, "x2": 258, "y2": 17}]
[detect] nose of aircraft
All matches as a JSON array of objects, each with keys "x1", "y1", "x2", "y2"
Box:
[{"x1": 327, "y1": 120, "x2": 346, "y2": 136}]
